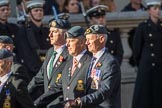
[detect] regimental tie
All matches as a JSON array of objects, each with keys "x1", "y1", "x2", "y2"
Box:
[
  {"x1": 71, "y1": 58, "x2": 78, "y2": 76},
  {"x1": 48, "y1": 51, "x2": 57, "y2": 77},
  {"x1": 87, "y1": 57, "x2": 97, "y2": 78}
]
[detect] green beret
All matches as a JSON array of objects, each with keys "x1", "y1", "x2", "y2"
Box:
[
  {"x1": 84, "y1": 25, "x2": 107, "y2": 35},
  {"x1": 49, "y1": 19, "x2": 71, "y2": 29},
  {"x1": 0, "y1": 36, "x2": 13, "y2": 44},
  {"x1": 0, "y1": 0, "x2": 9, "y2": 7},
  {"x1": 86, "y1": 5, "x2": 108, "y2": 18},
  {"x1": 26, "y1": 0, "x2": 45, "y2": 11},
  {"x1": 0, "y1": 48, "x2": 13, "y2": 59},
  {"x1": 64, "y1": 26, "x2": 85, "y2": 39}
]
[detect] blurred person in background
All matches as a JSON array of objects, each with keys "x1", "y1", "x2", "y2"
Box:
[
  {"x1": 63, "y1": 0, "x2": 81, "y2": 14},
  {"x1": 121, "y1": 0, "x2": 145, "y2": 67},
  {"x1": 16, "y1": 0, "x2": 51, "y2": 81}
]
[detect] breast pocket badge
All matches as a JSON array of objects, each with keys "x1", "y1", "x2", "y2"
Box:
[
  {"x1": 55, "y1": 73, "x2": 62, "y2": 83},
  {"x1": 76, "y1": 80, "x2": 84, "y2": 91}
]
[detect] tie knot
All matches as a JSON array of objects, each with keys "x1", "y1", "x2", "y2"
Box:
[
  {"x1": 53, "y1": 51, "x2": 57, "y2": 55},
  {"x1": 92, "y1": 57, "x2": 96, "y2": 62},
  {"x1": 73, "y1": 58, "x2": 78, "y2": 66}
]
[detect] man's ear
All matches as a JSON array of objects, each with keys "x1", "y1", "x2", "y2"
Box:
[{"x1": 99, "y1": 35, "x2": 105, "y2": 43}]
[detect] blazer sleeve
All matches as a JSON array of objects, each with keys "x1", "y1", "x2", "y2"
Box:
[{"x1": 80, "y1": 59, "x2": 121, "y2": 107}]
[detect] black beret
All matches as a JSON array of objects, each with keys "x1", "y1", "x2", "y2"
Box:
[
  {"x1": 86, "y1": 5, "x2": 108, "y2": 18},
  {"x1": 49, "y1": 19, "x2": 71, "y2": 29},
  {"x1": 84, "y1": 25, "x2": 107, "y2": 35},
  {"x1": 0, "y1": 36, "x2": 13, "y2": 44},
  {"x1": 0, "y1": 48, "x2": 13, "y2": 59},
  {"x1": 64, "y1": 26, "x2": 85, "y2": 39},
  {"x1": 0, "y1": 0, "x2": 9, "y2": 7}
]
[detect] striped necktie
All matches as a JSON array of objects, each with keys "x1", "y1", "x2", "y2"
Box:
[{"x1": 87, "y1": 57, "x2": 97, "y2": 78}]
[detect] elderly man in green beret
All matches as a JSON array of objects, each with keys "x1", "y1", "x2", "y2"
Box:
[
  {"x1": 28, "y1": 17, "x2": 71, "y2": 108},
  {"x1": 64, "y1": 25, "x2": 121, "y2": 108},
  {"x1": 50, "y1": 26, "x2": 92, "y2": 108},
  {"x1": 0, "y1": 48, "x2": 35, "y2": 108},
  {"x1": 86, "y1": 5, "x2": 123, "y2": 66}
]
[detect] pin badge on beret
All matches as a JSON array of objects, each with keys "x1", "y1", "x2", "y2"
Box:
[
  {"x1": 85, "y1": 28, "x2": 91, "y2": 34},
  {"x1": 51, "y1": 21, "x2": 56, "y2": 27}
]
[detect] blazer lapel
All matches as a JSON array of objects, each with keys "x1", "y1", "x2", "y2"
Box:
[
  {"x1": 68, "y1": 53, "x2": 88, "y2": 85},
  {"x1": 86, "y1": 50, "x2": 106, "y2": 90},
  {"x1": 48, "y1": 48, "x2": 68, "y2": 83}
]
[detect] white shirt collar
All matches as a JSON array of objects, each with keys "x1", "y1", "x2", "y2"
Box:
[
  {"x1": 73, "y1": 49, "x2": 87, "y2": 62},
  {"x1": 93, "y1": 47, "x2": 106, "y2": 68},
  {"x1": 54, "y1": 44, "x2": 66, "y2": 55},
  {"x1": 0, "y1": 71, "x2": 12, "y2": 84}
]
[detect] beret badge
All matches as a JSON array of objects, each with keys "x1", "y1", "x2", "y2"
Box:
[
  {"x1": 85, "y1": 28, "x2": 91, "y2": 34},
  {"x1": 51, "y1": 21, "x2": 56, "y2": 27}
]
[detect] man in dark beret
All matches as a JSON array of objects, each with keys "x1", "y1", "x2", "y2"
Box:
[
  {"x1": 51, "y1": 26, "x2": 92, "y2": 108},
  {"x1": 0, "y1": 35, "x2": 30, "y2": 84},
  {"x1": 0, "y1": 48, "x2": 35, "y2": 108},
  {"x1": 64, "y1": 25, "x2": 121, "y2": 108},
  {"x1": 0, "y1": 0, "x2": 19, "y2": 58},
  {"x1": 86, "y1": 5, "x2": 123, "y2": 66},
  {"x1": 28, "y1": 17, "x2": 71, "y2": 108},
  {"x1": 16, "y1": 0, "x2": 51, "y2": 81}
]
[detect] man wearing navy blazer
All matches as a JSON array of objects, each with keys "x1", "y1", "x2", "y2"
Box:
[
  {"x1": 64, "y1": 25, "x2": 121, "y2": 108},
  {"x1": 28, "y1": 17, "x2": 71, "y2": 107}
]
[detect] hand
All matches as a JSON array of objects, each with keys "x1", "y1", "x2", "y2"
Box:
[{"x1": 64, "y1": 98, "x2": 81, "y2": 108}]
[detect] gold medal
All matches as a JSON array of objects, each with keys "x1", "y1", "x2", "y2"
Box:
[
  {"x1": 91, "y1": 79, "x2": 98, "y2": 89},
  {"x1": 55, "y1": 73, "x2": 62, "y2": 83}
]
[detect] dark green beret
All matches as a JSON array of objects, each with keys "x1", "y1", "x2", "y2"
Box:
[
  {"x1": 84, "y1": 25, "x2": 107, "y2": 35},
  {"x1": 0, "y1": 36, "x2": 13, "y2": 44},
  {"x1": 0, "y1": 48, "x2": 13, "y2": 59},
  {"x1": 86, "y1": 5, "x2": 108, "y2": 18},
  {"x1": 49, "y1": 19, "x2": 71, "y2": 29},
  {"x1": 49, "y1": 13, "x2": 70, "y2": 22},
  {"x1": 0, "y1": 0, "x2": 9, "y2": 7},
  {"x1": 64, "y1": 26, "x2": 85, "y2": 39}
]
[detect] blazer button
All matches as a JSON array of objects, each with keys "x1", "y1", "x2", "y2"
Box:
[
  {"x1": 151, "y1": 53, "x2": 155, "y2": 57},
  {"x1": 149, "y1": 33, "x2": 152, "y2": 37},
  {"x1": 48, "y1": 86, "x2": 51, "y2": 89},
  {"x1": 150, "y1": 43, "x2": 154, "y2": 47},
  {"x1": 152, "y1": 63, "x2": 155, "y2": 67},
  {"x1": 66, "y1": 97, "x2": 69, "y2": 100},
  {"x1": 67, "y1": 86, "x2": 70, "y2": 90},
  {"x1": 111, "y1": 50, "x2": 114, "y2": 54},
  {"x1": 11, "y1": 34, "x2": 15, "y2": 38},
  {"x1": 21, "y1": 59, "x2": 24, "y2": 63},
  {"x1": 110, "y1": 40, "x2": 114, "y2": 44}
]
